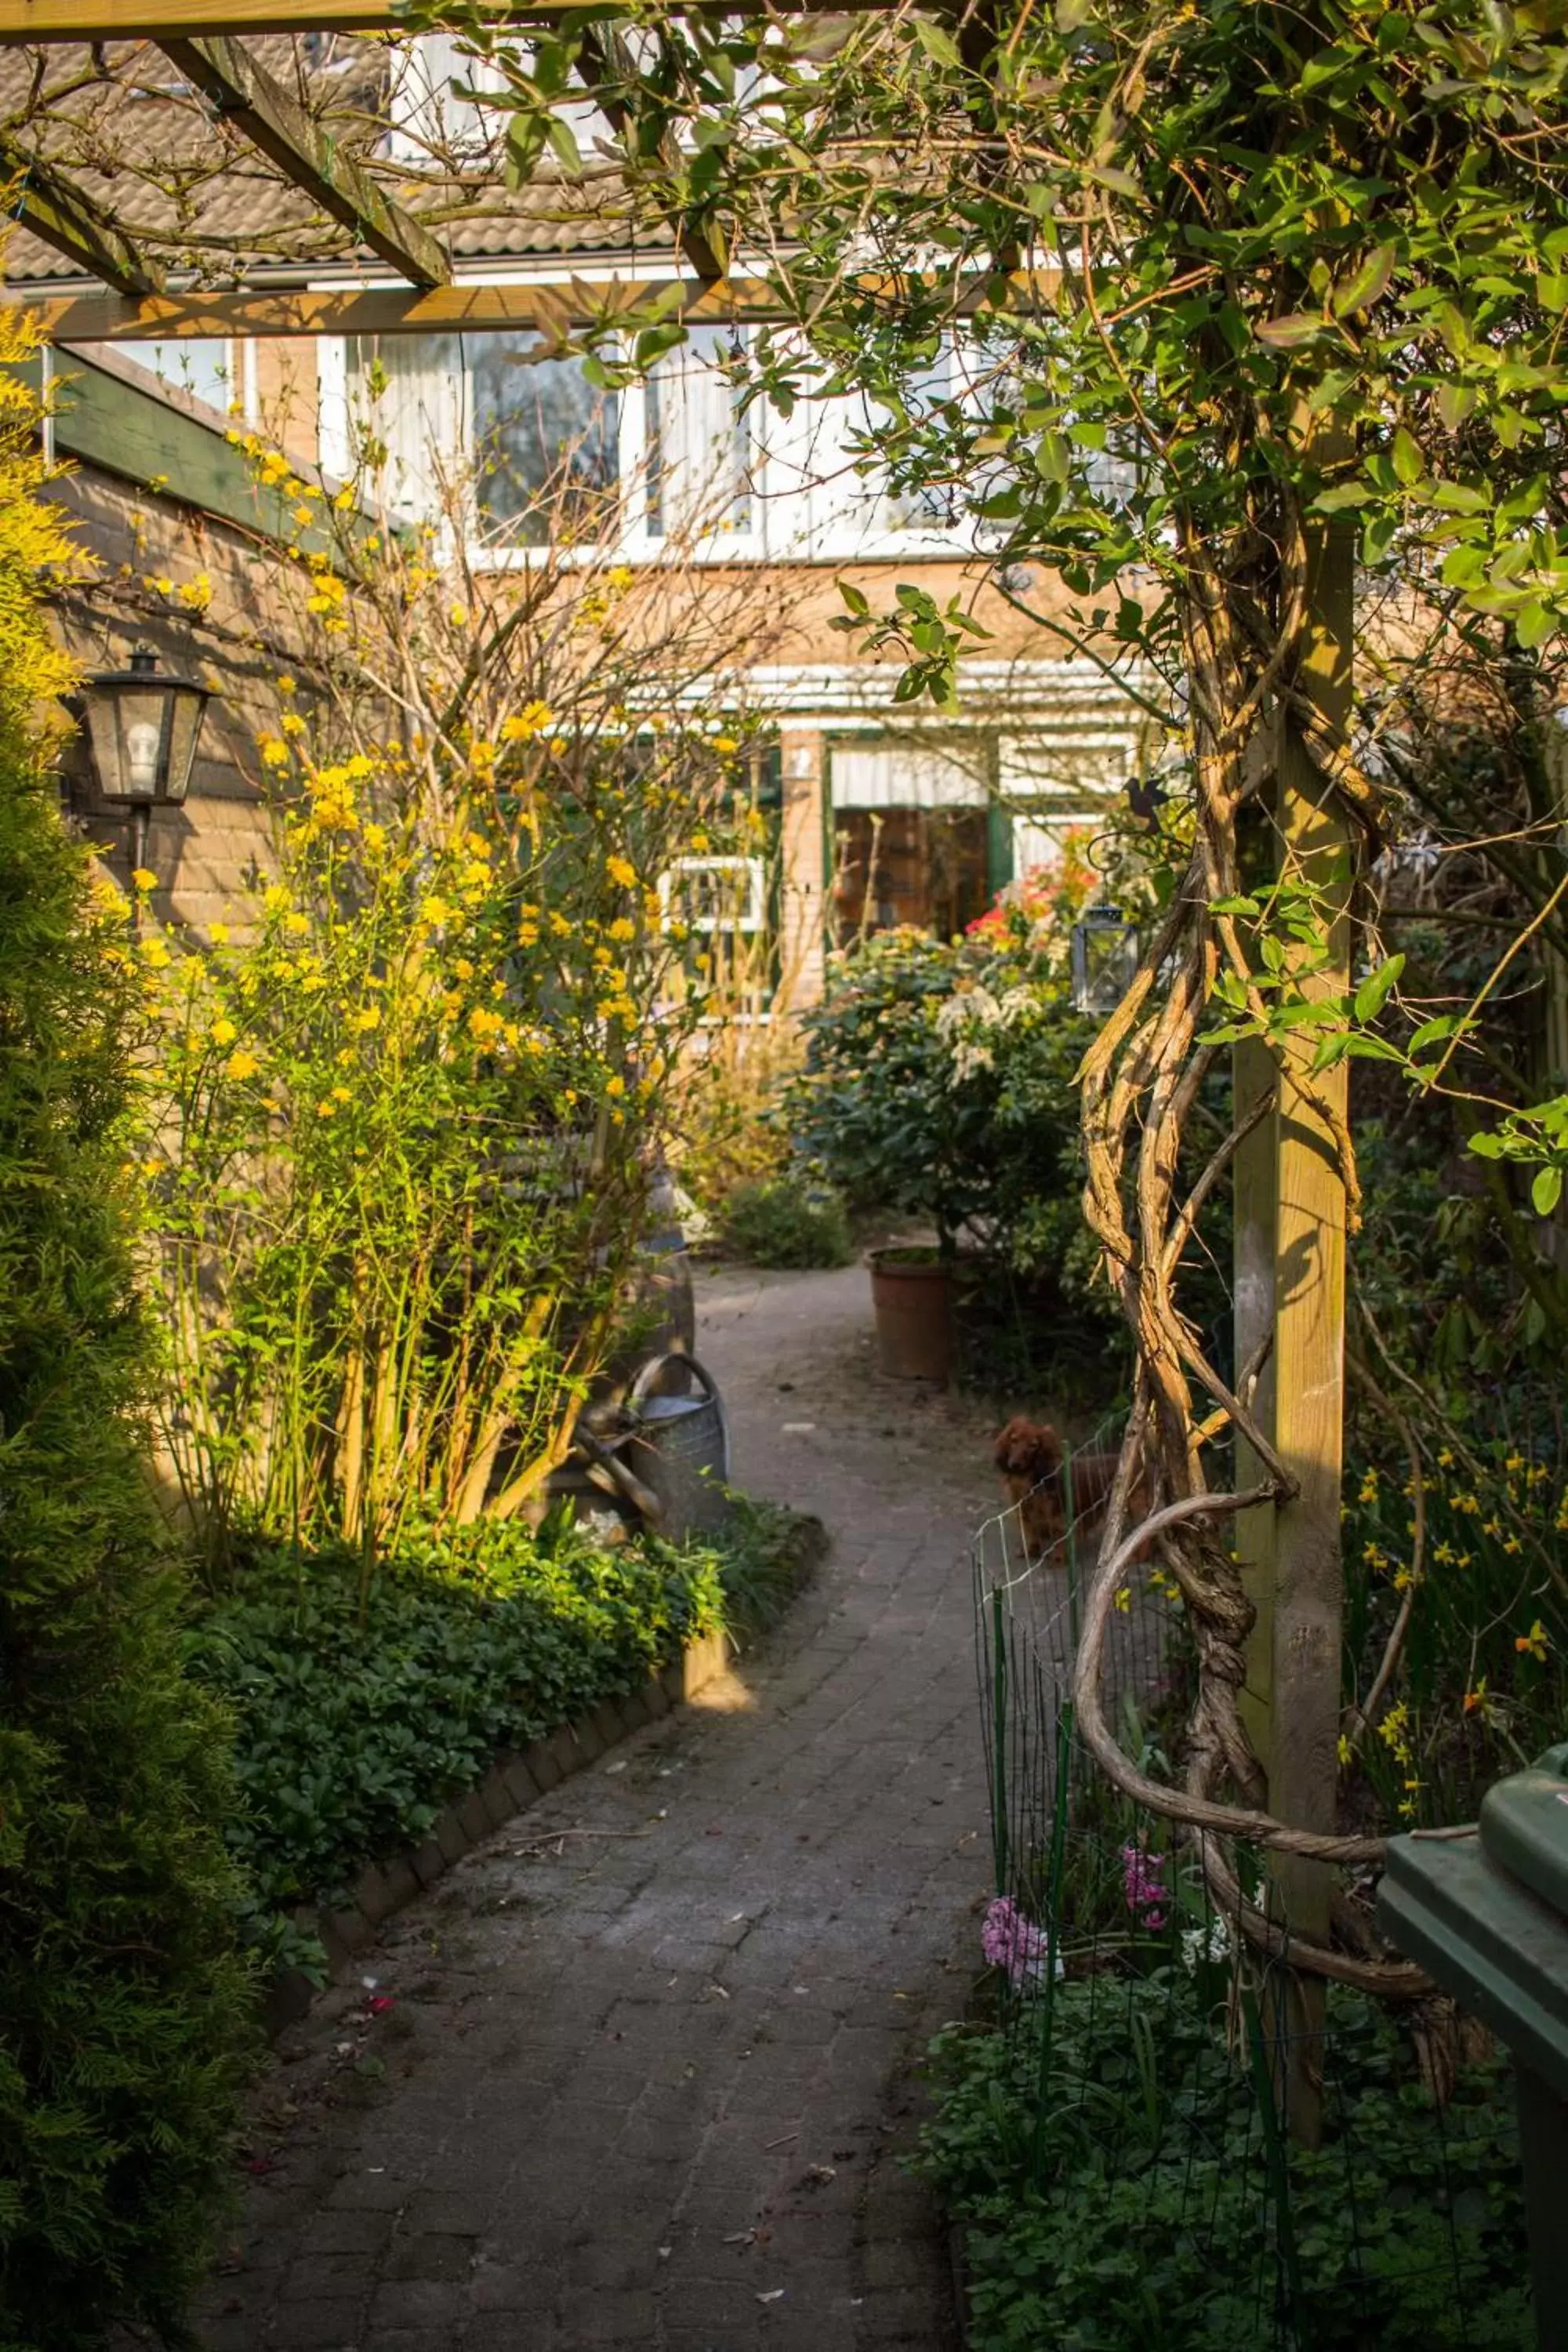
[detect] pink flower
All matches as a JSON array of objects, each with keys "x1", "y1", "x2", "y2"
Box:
[
  {"x1": 982, "y1": 1896, "x2": 1056, "y2": 1986},
  {"x1": 1122, "y1": 1842, "x2": 1167, "y2": 1930}
]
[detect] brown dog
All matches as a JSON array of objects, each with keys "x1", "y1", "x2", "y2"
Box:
[{"x1": 993, "y1": 1416, "x2": 1149, "y2": 1558}]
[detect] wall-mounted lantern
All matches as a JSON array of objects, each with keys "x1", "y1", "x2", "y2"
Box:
[
  {"x1": 80, "y1": 645, "x2": 210, "y2": 880},
  {"x1": 1070, "y1": 902, "x2": 1140, "y2": 1015}
]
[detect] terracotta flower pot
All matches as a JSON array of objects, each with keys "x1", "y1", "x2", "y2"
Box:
[{"x1": 868, "y1": 1247, "x2": 953, "y2": 1383}]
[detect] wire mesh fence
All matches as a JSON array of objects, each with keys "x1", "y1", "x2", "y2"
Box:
[{"x1": 952, "y1": 1433, "x2": 1533, "y2": 2352}]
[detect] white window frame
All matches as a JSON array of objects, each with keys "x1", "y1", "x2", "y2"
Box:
[
  {"x1": 313, "y1": 293, "x2": 982, "y2": 568},
  {"x1": 659, "y1": 855, "x2": 767, "y2": 935}
]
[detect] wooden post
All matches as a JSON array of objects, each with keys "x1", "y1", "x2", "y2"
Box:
[{"x1": 1233, "y1": 490, "x2": 1354, "y2": 2148}]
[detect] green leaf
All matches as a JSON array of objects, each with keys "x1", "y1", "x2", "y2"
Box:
[
  {"x1": 1331, "y1": 243, "x2": 1396, "y2": 318},
  {"x1": 1392, "y1": 427, "x2": 1425, "y2": 487},
  {"x1": 911, "y1": 16, "x2": 963, "y2": 69},
  {"x1": 1255, "y1": 311, "x2": 1327, "y2": 350},
  {"x1": 1353, "y1": 953, "x2": 1404, "y2": 1024},
  {"x1": 1532, "y1": 1165, "x2": 1563, "y2": 1216}
]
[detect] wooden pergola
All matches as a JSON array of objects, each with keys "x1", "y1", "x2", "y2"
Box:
[{"x1": 0, "y1": 0, "x2": 1359, "y2": 2140}]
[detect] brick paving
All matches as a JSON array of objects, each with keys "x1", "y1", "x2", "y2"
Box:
[{"x1": 201, "y1": 1264, "x2": 1001, "y2": 2352}]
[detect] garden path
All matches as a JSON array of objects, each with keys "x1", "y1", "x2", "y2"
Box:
[{"x1": 201, "y1": 1263, "x2": 1002, "y2": 2352}]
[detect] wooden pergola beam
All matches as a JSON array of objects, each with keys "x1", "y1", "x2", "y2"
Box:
[
  {"x1": 13, "y1": 263, "x2": 1056, "y2": 343},
  {"x1": 1, "y1": 138, "x2": 162, "y2": 292},
  {"x1": 11, "y1": 274, "x2": 788, "y2": 343},
  {"x1": 0, "y1": 0, "x2": 887, "y2": 38},
  {"x1": 157, "y1": 34, "x2": 450, "y2": 288}
]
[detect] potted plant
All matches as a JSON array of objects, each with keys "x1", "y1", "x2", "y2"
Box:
[{"x1": 785, "y1": 906, "x2": 1097, "y2": 1382}]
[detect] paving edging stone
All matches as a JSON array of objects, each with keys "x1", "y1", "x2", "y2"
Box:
[{"x1": 261, "y1": 1624, "x2": 729, "y2": 2038}]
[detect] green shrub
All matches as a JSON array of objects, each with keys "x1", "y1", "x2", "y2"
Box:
[
  {"x1": 786, "y1": 923, "x2": 1102, "y2": 1283},
  {"x1": 917, "y1": 1973, "x2": 1530, "y2": 2352},
  {"x1": 719, "y1": 1174, "x2": 854, "y2": 1269},
  {"x1": 194, "y1": 1523, "x2": 725, "y2": 1911},
  {"x1": 193, "y1": 1497, "x2": 821, "y2": 1924},
  {"x1": 0, "y1": 396, "x2": 253, "y2": 2343}
]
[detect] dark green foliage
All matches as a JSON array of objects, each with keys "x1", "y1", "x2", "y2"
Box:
[
  {"x1": 918, "y1": 1976, "x2": 1531, "y2": 2352},
  {"x1": 719, "y1": 1174, "x2": 854, "y2": 1269},
  {"x1": 193, "y1": 1497, "x2": 821, "y2": 1918},
  {"x1": 786, "y1": 926, "x2": 1103, "y2": 1287},
  {"x1": 0, "y1": 765, "x2": 253, "y2": 2346},
  {"x1": 193, "y1": 1523, "x2": 725, "y2": 1911}
]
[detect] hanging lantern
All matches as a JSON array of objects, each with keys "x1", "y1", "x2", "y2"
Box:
[
  {"x1": 80, "y1": 644, "x2": 210, "y2": 877},
  {"x1": 1070, "y1": 902, "x2": 1139, "y2": 1015}
]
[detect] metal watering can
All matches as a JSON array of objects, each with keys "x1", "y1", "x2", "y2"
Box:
[{"x1": 623, "y1": 1353, "x2": 731, "y2": 1542}]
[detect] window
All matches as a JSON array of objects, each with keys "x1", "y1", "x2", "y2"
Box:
[
  {"x1": 470, "y1": 341, "x2": 619, "y2": 546},
  {"x1": 829, "y1": 738, "x2": 994, "y2": 943},
  {"x1": 644, "y1": 326, "x2": 752, "y2": 542},
  {"x1": 832, "y1": 809, "x2": 991, "y2": 944},
  {"x1": 384, "y1": 33, "x2": 503, "y2": 162},
  {"x1": 117, "y1": 337, "x2": 234, "y2": 412},
  {"x1": 328, "y1": 323, "x2": 978, "y2": 560},
  {"x1": 659, "y1": 855, "x2": 766, "y2": 934}
]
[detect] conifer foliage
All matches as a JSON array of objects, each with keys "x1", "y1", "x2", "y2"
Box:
[{"x1": 0, "y1": 313, "x2": 252, "y2": 2350}]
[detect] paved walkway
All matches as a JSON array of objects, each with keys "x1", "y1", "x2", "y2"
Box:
[{"x1": 202, "y1": 1265, "x2": 1000, "y2": 2352}]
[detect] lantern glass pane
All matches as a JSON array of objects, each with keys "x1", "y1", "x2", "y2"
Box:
[
  {"x1": 85, "y1": 682, "x2": 166, "y2": 804},
  {"x1": 162, "y1": 685, "x2": 208, "y2": 804},
  {"x1": 1071, "y1": 912, "x2": 1139, "y2": 1014}
]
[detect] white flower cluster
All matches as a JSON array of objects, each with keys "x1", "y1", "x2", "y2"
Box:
[{"x1": 934, "y1": 984, "x2": 1039, "y2": 1083}]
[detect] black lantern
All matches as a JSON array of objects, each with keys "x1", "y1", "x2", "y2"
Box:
[
  {"x1": 81, "y1": 645, "x2": 210, "y2": 878},
  {"x1": 1070, "y1": 902, "x2": 1139, "y2": 1015}
]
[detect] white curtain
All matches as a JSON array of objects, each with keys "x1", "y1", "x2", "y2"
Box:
[
  {"x1": 345, "y1": 335, "x2": 466, "y2": 525},
  {"x1": 830, "y1": 741, "x2": 989, "y2": 810},
  {"x1": 648, "y1": 327, "x2": 751, "y2": 542}
]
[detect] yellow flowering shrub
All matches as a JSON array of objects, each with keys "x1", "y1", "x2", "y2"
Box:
[
  {"x1": 145, "y1": 727, "x2": 724, "y2": 1554},
  {"x1": 1343, "y1": 1435, "x2": 1565, "y2": 1827}
]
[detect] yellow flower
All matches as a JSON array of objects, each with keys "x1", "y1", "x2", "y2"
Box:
[
  {"x1": 517, "y1": 924, "x2": 539, "y2": 947},
  {"x1": 353, "y1": 1005, "x2": 381, "y2": 1033},
  {"x1": 714, "y1": 735, "x2": 739, "y2": 754},
  {"x1": 285, "y1": 912, "x2": 310, "y2": 936},
  {"x1": 257, "y1": 735, "x2": 290, "y2": 770},
  {"x1": 608, "y1": 916, "x2": 635, "y2": 944},
  {"x1": 131, "y1": 866, "x2": 158, "y2": 894},
  {"x1": 689, "y1": 830, "x2": 711, "y2": 854},
  {"x1": 140, "y1": 937, "x2": 171, "y2": 969},
  {"x1": 549, "y1": 912, "x2": 573, "y2": 938},
  {"x1": 1336, "y1": 1733, "x2": 1352, "y2": 1768},
  {"x1": 604, "y1": 1074, "x2": 626, "y2": 1098},
  {"x1": 263, "y1": 884, "x2": 291, "y2": 913},
  {"x1": 209, "y1": 1017, "x2": 237, "y2": 1047},
  {"x1": 209, "y1": 920, "x2": 230, "y2": 946},
  {"x1": 1437, "y1": 1447, "x2": 1455, "y2": 1469},
  {"x1": 1505, "y1": 1453, "x2": 1525, "y2": 1472},
  {"x1": 1113, "y1": 1585, "x2": 1131, "y2": 1613},
  {"x1": 281, "y1": 712, "x2": 307, "y2": 737},
  {"x1": 315, "y1": 1098, "x2": 338, "y2": 1119},
  {"x1": 226, "y1": 1048, "x2": 260, "y2": 1081},
  {"x1": 468, "y1": 1006, "x2": 504, "y2": 1042},
  {"x1": 332, "y1": 1085, "x2": 352, "y2": 1105},
  {"x1": 1504, "y1": 1535, "x2": 1523, "y2": 1555},
  {"x1": 1516, "y1": 1619, "x2": 1549, "y2": 1663},
  {"x1": 421, "y1": 895, "x2": 452, "y2": 927},
  {"x1": 606, "y1": 855, "x2": 637, "y2": 889}
]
